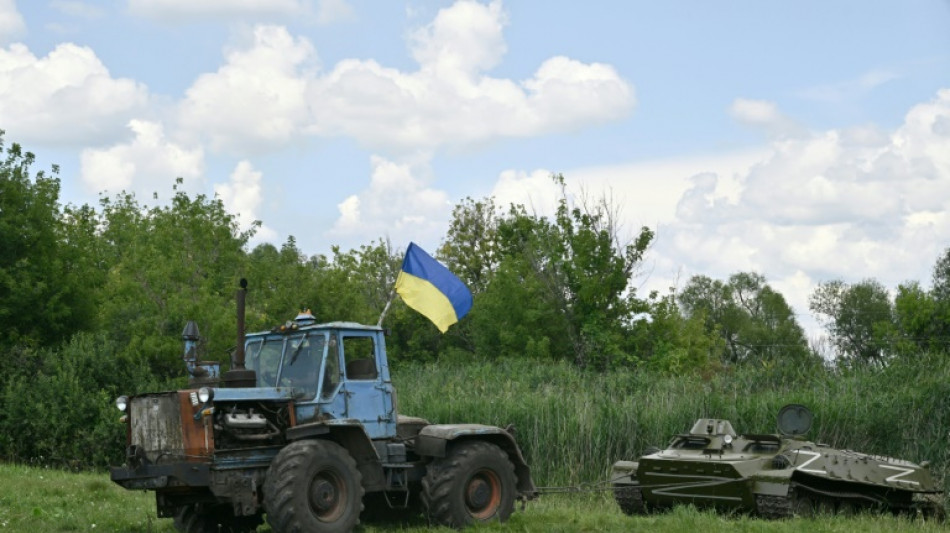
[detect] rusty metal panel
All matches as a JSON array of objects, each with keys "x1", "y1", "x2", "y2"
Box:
[{"x1": 177, "y1": 391, "x2": 213, "y2": 460}]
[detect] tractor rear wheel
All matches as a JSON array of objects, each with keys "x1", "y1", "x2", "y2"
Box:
[
  {"x1": 264, "y1": 439, "x2": 364, "y2": 533},
  {"x1": 421, "y1": 440, "x2": 516, "y2": 527},
  {"x1": 172, "y1": 503, "x2": 261, "y2": 533}
]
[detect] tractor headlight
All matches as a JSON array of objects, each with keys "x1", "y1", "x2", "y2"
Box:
[
  {"x1": 116, "y1": 396, "x2": 128, "y2": 412},
  {"x1": 198, "y1": 387, "x2": 213, "y2": 404}
]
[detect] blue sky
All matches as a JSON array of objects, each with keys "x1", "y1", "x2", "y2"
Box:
[{"x1": 2, "y1": 0, "x2": 950, "y2": 337}]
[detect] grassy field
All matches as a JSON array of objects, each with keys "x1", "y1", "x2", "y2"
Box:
[
  {"x1": 3, "y1": 356, "x2": 948, "y2": 531},
  {"x1": 0, "y1": 463, "x2": 945, "y2": 533}
]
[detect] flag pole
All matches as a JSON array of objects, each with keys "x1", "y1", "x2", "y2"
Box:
[{"x1": 377, "y1": 284, "x2": 398, "y2": 327}]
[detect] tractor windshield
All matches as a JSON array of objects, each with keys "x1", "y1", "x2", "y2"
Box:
[
  {"x1": 246, "y1": 333, "x2": 327, "y2": 399},
  {"x1": 280, "y1": 334, "x2": 325, "y2": 398}
]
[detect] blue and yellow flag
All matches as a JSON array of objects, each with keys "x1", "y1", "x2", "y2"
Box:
[{"x1": 395, "y1": 243, "x2": 472, "y2": 333}]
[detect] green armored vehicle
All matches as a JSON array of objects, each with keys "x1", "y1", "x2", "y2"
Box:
[{"x1": 611, "y1": 405, "x2": 943, "y2": 518}]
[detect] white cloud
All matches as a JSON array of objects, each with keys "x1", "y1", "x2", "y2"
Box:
[
  {"x1": 327, "y1": 155, "x2": 451, "y2": 248},
  {"x1": 730, "y1": 98, "x2": 781, "y2": 126},
  {"x1": 0, "y1": 0, "x2": 25, "y2": 43},
  {"x1": 176, "y1": 25, "x2": 315, "y2": 153},
  {"x1": 215, "y1": 160, "x2": 277, "y2": 244},
  {"x1": 485, "y1": 90, "x2": 950, "y2": 339},
  {"x1": 567, "y1": 149, "x2": 767, "y2": 228},
  {"x1": 307, "y1": 48, "x2": 633, "y2": 152},
  {"x1": 648, "y1": 89, "x2": 950, "y2": 325},
  {"x1": 0, "y1": 42, "x2": 149, "y2": 145},
  {"x1": 127, "y1": 0, "x2": 312, "y2": 21},
  {"x1": 797, "y1": 68, "x2": 901, "y2": 103},
  {"x1": 490, "y1": 168, "x2": 563, "y2": 217},
  {"x1": 314, "y1": 0, "x2": 354, "y2": 24},
  {"x1": 180, "y1": 1, "x2": 634, "y2": 154},
  {"x1": 79, "y1": 119, "x2": 204, "y2": 198},
  {"x1": 409, "y1": 0, "x2": 508, "y2": 78},
  {"x1": 730, "y1": 98, "x2": 804, "y2": 139}
]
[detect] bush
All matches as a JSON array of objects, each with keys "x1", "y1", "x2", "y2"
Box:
[{"x1": 0, "y1": 332, "x2": 169, "y2": 468}]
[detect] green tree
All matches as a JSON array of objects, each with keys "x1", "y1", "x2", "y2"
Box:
[
  {"x1": 466, "y1": 257, "x2": 567, "y2": 361},
  {"x1": 438, "y1": 196, "x2": 500, "y2": 294},
  {"x1": 493, "y1": 174, "x2": 654, "y2": 369},
  {"x1": 889, "y1": 281, "x2": 940, "y2": 355},
  {"x1": 0, "y1": 134, "x2": 95, "y2": 348},
  {"x1": 244, "y1": 237, "x2": 321, "y2": 331},
  {"x1": 929, "y1": 247, "x2": 950, "y2": 350},
  {"x1": 321, "y1": 238, "x2": 402, "y2": 324},
  {"x1": 629, "y1": 289, "x2": 723, "y2": 375},
  {"x1": 95, "y1": 181, "x2": 254, "y2": 379},
  {"x1": 679, "y1": 272, "x2": 812, "y2": 366},
  {"x1": 810, "y1": 279, "x2": 894, "y2": 366},
  {"x1": 932, "y1": 247, "x2": 950, "y2": 303}
]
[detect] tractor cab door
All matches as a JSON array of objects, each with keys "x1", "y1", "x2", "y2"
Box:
[{"x1": 337, "y1": 331, "x2": 396, "y2": 439}]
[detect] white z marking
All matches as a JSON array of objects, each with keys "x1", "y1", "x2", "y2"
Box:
[
  {"x1": 879, "y1": 465, "x2": 920, "y2": 485},
  {"x1": 795, "y1": 450, "x2": 825, "y2": 475}
]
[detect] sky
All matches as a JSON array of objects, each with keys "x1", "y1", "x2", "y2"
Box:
[{"x1": 2, "y1": 0, "x2": 950, "y2": 339}]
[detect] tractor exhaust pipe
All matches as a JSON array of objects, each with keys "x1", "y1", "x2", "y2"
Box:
[
  {"x1": 222, "y1": 278, "x2": 256, "y2": 388},
  {"x1": 234, "y1": 278, "x2": 247, "y2": 370}
]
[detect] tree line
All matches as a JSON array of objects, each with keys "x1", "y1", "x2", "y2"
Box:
[{"x1": 2, "y1": 133, "x2": 949, "y2": 467}]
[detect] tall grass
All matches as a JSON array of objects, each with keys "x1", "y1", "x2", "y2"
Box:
[{"x1": 392, "y1": 353, "x2": 950, "y2": 501}]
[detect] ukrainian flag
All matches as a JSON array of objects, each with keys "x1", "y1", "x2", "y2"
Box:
[{"x1": 395, "y1": 242, "x2": 473, "y2": 333}]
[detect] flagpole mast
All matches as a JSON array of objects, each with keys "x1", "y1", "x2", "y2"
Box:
[{"x1": 377, "y1": 285, "x2": 397, "y2": 327}]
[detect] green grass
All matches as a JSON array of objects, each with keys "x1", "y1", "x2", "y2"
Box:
[
  {"x1": 0, "y1": 464, "x2": 945, "y2": 533},
  {"x1": 0, "y1": 463, "x2": 171, "y2": 532}
]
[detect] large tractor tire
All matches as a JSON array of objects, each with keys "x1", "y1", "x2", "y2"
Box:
[
  {"x1": 263, "y1": 439, "x2": 364, "y2": 533},
  {"x1": 173, "y1": 503, "x2": 261, "y2": 533},
  {"x1": 421, "y1": 440, "x2": 517, "y2": 528}
]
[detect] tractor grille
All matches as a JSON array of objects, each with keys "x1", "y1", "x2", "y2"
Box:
[
  {"x1": 130, "y1": 393, "x2": 187, "y2": 463},
  {"x1": 129, "y1": 391, "x2": 214, "y2": 461}
]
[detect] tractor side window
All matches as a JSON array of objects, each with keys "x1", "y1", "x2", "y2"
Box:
[
  {"x1": 342, "y1": 336, "x2": 378, "y2": 380},
  {"x1": 280, "y1": 334, "x2": 324, "y2": 399},
  {"x1": 245, "y1": 339, "x2": 263, "y2": 364},
  {"x1": 321, "y1": 336, "x2": 341, "y2": 400}
]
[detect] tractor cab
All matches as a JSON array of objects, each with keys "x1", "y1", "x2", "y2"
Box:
[{"x1": 244, "y1": 311, "x2": 396, "y2": 439}]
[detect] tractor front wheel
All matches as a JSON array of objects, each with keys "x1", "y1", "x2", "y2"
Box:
[
  {"x1": 264, "y1": 439, "x2": 364, "y2": 533},
  {"x1": 172, "y1": 503, "x2": 261, "y2": 533},
  {"x1": 421, "y1": 440, "x2": 516, "y2": 527}
]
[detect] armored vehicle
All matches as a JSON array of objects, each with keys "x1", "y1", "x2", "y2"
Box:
[
  {"x1": 111, "y1": 281, "x2": 537, "y2": 532},
  {"x1": 611, "y1": 404, "x2": 942, "y2": 518}
]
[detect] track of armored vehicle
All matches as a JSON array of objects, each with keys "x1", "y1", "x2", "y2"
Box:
[{"x1": 611, "y1": 405, "x2": 944, "y2": 519}]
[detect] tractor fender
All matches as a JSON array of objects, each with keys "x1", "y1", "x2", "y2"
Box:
[
  {"x1": 415, "y1": 424, "x2": 538, "y2": 499},
  {"x1": 285, "y1": 419, "x2": 386, "y2": 490}
]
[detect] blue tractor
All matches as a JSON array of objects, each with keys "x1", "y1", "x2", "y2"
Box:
[{"x1": 111, "y1": 281, "x2": 537, "y2": 532}]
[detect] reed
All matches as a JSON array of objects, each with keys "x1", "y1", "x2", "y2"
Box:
[{"x1": 392, "y1": 354, "x2": 950, "y2": 501}]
